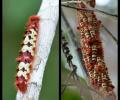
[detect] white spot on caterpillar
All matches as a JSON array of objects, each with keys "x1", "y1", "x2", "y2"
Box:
[
  {"x1": 28, "y1": 34, "x2": 37, "y2": 41},
  {"x1": 23, "y1": 38, "x2": 36, "y2": 48},
  {"x1": 18, "y1": 62, "x2": 30, "y2": 73},
  {"x1": 30, "y1": 29, "x2": 37, "y2": 36},
  {"x1": 24, "y1": 34, "x2": 36, "y2": 42},
  {"x1": 24, "y1": 35, "x2": 30, "y2": 43},
  {"x1": 21, "y1": 45, "x2": 34, "y2": 56},
  {"x1": 17, "y1": 70, "x2": 28, "y2": 79}
]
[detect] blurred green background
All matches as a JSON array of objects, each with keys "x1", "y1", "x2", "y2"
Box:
[
  {"x1": 3, "y1": 0, "x2": 59, "y2": 100},
  {"x1": 61, "y1": 61, "x2": 83, "y2": 100}
]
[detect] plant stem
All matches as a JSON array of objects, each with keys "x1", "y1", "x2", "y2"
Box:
[{"x1": 61, "y1": 4, "x2": 117, "y2": 18}]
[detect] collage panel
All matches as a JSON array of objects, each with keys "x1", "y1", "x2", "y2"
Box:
[
  {"x1": 3, "y1": 0, "x2": 59, "y2": 100},
  {"x1": 61, "y1": 0, "x2": 117, "y2": 100}
]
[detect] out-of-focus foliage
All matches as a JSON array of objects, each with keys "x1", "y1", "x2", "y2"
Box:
[
  {"x1": 61, "y1": 60, "x2": 93, "y2": 100},
  {"x1": 3, "y1": 0, "x2": 59, "y2": 100},
  {"x1": 62, "y1": 89, "x2": 83, "y2": 100},
  {"x1": 61, "y1": 61, "x2": 83, "y2": 100}
]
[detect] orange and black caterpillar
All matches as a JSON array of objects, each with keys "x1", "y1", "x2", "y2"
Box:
[
  {"x1": 77, "y1": 0, "x2": 114, "y2": 95},
  {"x1": 15, "y1": 16, "x2": 40, "y2": 93}
]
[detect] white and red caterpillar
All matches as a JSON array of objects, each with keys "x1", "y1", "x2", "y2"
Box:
[
  {"x1": 15, "y1": 16, "x2": 40, "y2": 93},
  {"x1": 77, "y1": 0, "x2": 114, "y2": 95}
]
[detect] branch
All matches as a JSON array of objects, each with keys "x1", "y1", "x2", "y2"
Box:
[
  {"x1": 61, "y1": 10, "x2": 88, "y2": 77},
  {"x1": 61, "y1": 4, "x2": 118, "y2": 18},
  {"x1": 101, "y1": 24, "x2": 118, "y2": 44},
  {"x1": 61, "y1": 0, "x2": 82, "y2": 4},
  {"x1": 16, "y1": 0, "x2": 59, "y2": 100}
]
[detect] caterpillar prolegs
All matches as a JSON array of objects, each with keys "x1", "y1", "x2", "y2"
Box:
[
  {"x1": 77, "y1": 0, "x2": 114, "y2": 95},
  {"x1": 15, "y1": 16, "x2": 40, "y2": 93}
]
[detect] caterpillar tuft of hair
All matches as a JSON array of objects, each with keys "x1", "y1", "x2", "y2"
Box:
[
  {"x1": 77, "y1": 0, "x2": 114, "y2": 95},
  {"x1": 15, "y1": 15, "x2": 40, "y2": 93}
]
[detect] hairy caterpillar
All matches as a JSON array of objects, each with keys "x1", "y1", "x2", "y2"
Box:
[
  {"x1": 77, "y1": 0, "x2": 114, "y2": 95},
  {"x1": 15, "y1": 16, "x2": 40, "y2": 93}
]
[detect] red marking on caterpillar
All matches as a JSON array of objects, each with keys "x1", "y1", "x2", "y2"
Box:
[
  {"x1": 15, "y1": 15, "x2": 40, "y2": 93},
  {"x1": 77, "y1": 0, "x2": 114, "y2": 95}
]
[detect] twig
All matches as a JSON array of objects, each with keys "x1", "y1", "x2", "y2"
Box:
[
  {"x1": 61, "y1": 9, "x2": 88, "y2": 77},
  {"x1": 61, "y1": 4, "x2": 118, "y2": 18},
  {"x1": 62, "y1": 4, "x2": 93, "y2": 12},
  {"x1": 61, "y1": 32, "x2": 79, "y2": 94},
  {"x1": 16, "y1": 0, "x2": 59, "y2": 100},
  {"x1": 61, "y1": 0, "x2": 93, "y2": 4},
  {"x1": 61, "y1": 71, "x2": 77, "y2": 95},
  {"x1": 61, "y1": 0, "x2": 82, "y2": 4},
  {"x1": 101, "y1": 24, "x2": 118, "y2": 44}
]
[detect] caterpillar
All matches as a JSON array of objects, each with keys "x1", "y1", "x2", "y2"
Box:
[
  {"x1": 61, "y1": 32, "x2": 77, "y2": 72},
  {"x1": 15, "y1": 16, "x2": 40, "y2": 93},
  {"x1": 77, "y1": 0, "x2": 114, "y2": 95}
]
